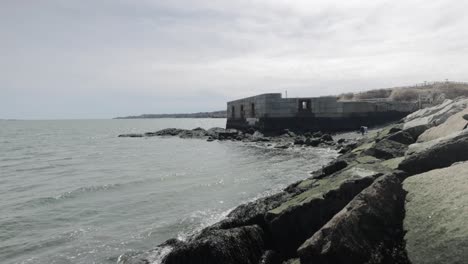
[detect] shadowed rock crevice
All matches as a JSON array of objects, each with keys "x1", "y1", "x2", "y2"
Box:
[
  {"x1": 297, "y1": 174, "x2": 410, "y2": 264},
  {"x1": 265, "y1": 175, "x2": 378, "y2": 258}
]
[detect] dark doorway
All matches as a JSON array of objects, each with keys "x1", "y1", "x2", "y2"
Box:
[
  {"x1": 231, "y1": 106, "x2": 235, "y2": 118},
  {"x1": 240, "y1": 105, "x2": 245, "y2": 119},
  {"x1": 251, "y1": 103, "x2": 255, "y2": 117},
  {"x1": 298, "y1": 99, "x2": 311, "y2": 111}
]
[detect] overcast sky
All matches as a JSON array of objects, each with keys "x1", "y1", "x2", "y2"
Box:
[{"x1": 1, "y1": 0, "x2": 468, "y2": 119}]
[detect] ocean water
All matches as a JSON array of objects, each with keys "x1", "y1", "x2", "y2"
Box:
[{"x1": 0, "y1": 119, "x2": 338, "y2": 264}]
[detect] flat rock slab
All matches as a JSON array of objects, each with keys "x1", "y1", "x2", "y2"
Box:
[{"x1": 403, "y1": 162, "x2": 468, "y2": 264}]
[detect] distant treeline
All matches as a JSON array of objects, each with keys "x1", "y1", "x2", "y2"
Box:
[{"x1": 115, "y1": 110, "x2": 227, "y2": 119}]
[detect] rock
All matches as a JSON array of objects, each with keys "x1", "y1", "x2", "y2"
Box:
[
  {"x1": 155, "y1": 128, "x2": 185, "y2": 136},
  {"x1": 298, "y1": 174, "x2": 409, "y2": 264},
  {"x1": 207, "y1": 137, "x2": 214, "y2": 142},
  {"x1": 402, "y1": 124, "x2": 430, "y2": 140},
  {"x1": 417, "y1": 107, "x2": 468, "y2": 142},
  {"x1": 162, "y1": 225, "x2": 265, "y2": 264},
  {"x1": 337, "y1": 138, "x2": 346, "y2": 144},
  {"x1": 179, "y1": 129, "x2": 209, "y2": 139},
  {"x1": 404, "y1": 98, "x2": 468, "y2": 130},
  {"x1": 389, "y1": 125, "x2": 403, "y2": 134},
  {"x1": 398, "y1": 132, "x2": 468, "y2": 175},
  {"x1": 403, "y1": 162, "x2": 468, "y2": 264},
  {"x1": 364, "y1": 139, "x2": 407, "y2": 160},
  {"x1": 312, "y1": 131, "x2": 323, "y2": 138},
  {"x1": 118, "y1": 133, "x2": 144, "y2": 138},
  {"x1": 218, "y1": 129, "x2": 240, "y2": 139},
  {"x1": 118, "y1": 239, "x2": 185, "y2": 264},
  {"x1": 294, "y1": 137, "x2": 306, "y2": 145},
  {"x1": 320, "y1": 134, "x2": 333, "y2": 142},
  {"x1": 209, "y1": 191, "x2": 294, "y2": 232},
  {"x1": 305, "y1": 138, "x2": 321, "y2": 147},
  {"x1": 386, "y1": 131, "x2": 415, "y2": 145},
  {"x1": 265, "y1": 171, "x2": 378, "y2": 257},
  {"x1": 320, "y1": 160, "x2": 348, "y2": 178},
  {"x1": 259, "y1": 250, "x2": 282, "y2": 264},
  {"x1": 252, "y1": 131, "x2": 270, "y2": 142},
  {"x1": 274, "y1": 143, "x2": 291, "y2": 149},
  {"x1": 464, "y1": 114, "x2": 468, "y2": 121}
]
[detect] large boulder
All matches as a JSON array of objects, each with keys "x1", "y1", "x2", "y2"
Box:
[
  {"x1": 265, "y1": 169, "x2": 379, "y2": 257},
  {"x1": 417, "y1": 107, "x2": 468, "y2": 142},
  {"x1": 398, "y1": 131, "x2": 468, "y2": 175},
  {"x1": 364, "y1": 139, "x2": 407, "y2": 160},
  {"x1": 386, "y1": 131, "x2": 415, "y2": 145},
  {"x1": 162, "y1": 225, "x2": 265, "y2": 264},
  {"x1": 403, "y1": 162, "x2": 468, "y2": 264},
  {"x1": 297, "y1": 174, "x2": 409, "y2": 264}
]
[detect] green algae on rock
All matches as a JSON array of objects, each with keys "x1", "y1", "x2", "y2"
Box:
[{"x1": 403, "y1": 161, "x2": 468, "y2": 264}]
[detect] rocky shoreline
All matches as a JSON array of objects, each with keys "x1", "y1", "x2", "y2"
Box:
[{"x1": 119, "y1": 98, "x2": 468, "y2": 264}]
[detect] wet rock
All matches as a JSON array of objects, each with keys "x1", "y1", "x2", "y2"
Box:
[
  {"x1": 298, "y1": 174, "x2": 409, "y2": 264},
  {"x1": 206, "y1": 137, "x2": 214, "y2": 142},
  {"x1": 162, "y1": 225, "x2": 265, "y2": 264},
  {"x1": 252, "y1": 131, "x2": 270, "y2": 142},
  {"x1": 259, "y1": 250, "x2": 282, "y2": 264},
  {"x1": 337, "y1": 138, "x2": 346, "y2": 144},
  {"x1": 320, "y1": 134, "x2": 333, "y2": 142},
  {"x1": 312, "y1": 131, "x2": 323, "y2": 138},
  {"x1": 319, "y1": 160, "x2": 348, "y2": 179},
  {"x1": 403, "y1": 162, "x2": 468, "y2": 264},
  {"x1": 155, "y1": 128, "x2": 185, "y2": 136},
  {"x1": 274, "y1": 143, "x2": 291, "y2": 149},
  {"x1": 118, "y1": 133, "x2": 144, "y2": 138},
  {"x1": 208, "y1": 191, "x2": 294, "y2": 232},
  {"x1": 305, "y1": 138, "x2": 321, "y2": 147},
  {"x1": 179, "y1": 129, "x2": 208, "y2": 139},
  {"x1": 398, "y1": 132, "x2": 468, "y2": 175},
  {"x1": 386, "y1": 131, "x2": 415, "y2": 145},
  {"x1": 265, "y1": 172, "x2": 378, "y2": 257},
  {"x1": 364, "y1": 139, "x2": 407, "y2": 160},
  {"x1": 294, "y1": 137, "x2": 306, "y2": 145}
]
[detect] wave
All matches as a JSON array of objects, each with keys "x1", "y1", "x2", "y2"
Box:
[{"x1": 18, "y1": 183, "x2": 124, "y2": 209}]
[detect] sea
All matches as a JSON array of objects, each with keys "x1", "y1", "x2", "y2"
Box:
[{"x1": 0, "y1": 119, "x2": 338, "y2": 264}]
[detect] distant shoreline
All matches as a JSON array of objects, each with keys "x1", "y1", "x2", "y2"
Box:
[{"x1": 114, "y1": 110, "x2": 226, "y2": 119}]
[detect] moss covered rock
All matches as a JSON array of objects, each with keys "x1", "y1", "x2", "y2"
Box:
[{"x1": 403, "y1": 162, "x2": 468, "y2": 264}]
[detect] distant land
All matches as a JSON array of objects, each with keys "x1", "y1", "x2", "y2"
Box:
[{"x1": 114, "y1": 110, "x2": 227, "y2": 119}]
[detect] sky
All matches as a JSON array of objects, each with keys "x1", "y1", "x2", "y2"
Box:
[{"x1": 1, "y1": 0, "x2": 468, "y2": 119}]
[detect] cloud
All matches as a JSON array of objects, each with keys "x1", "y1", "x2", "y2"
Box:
[{"x1": 1, "y1": 0, "x2": 468, "y2": 118}]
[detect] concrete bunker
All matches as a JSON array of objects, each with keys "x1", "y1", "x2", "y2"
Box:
[{"x1": 226, "y1": 93, "x2": 418, "y2": 133}]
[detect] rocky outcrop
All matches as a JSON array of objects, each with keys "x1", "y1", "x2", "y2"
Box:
[
  {"x1": 297, "y1": 174, "x2": 409, "y2": 264},
  {"x1": 162, "y1": 225, "x2": 265, "y2": 264},
  {"x1": 403, "y1": 162, "x2": 468, "y2": 264},
  {"x1": 403, "y1": 98, "x2": 468, "y2": 130}
]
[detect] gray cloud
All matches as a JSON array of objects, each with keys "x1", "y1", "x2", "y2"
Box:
[{"x1": 1, "y1": 0, "x2": 468, "y2": 119}]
